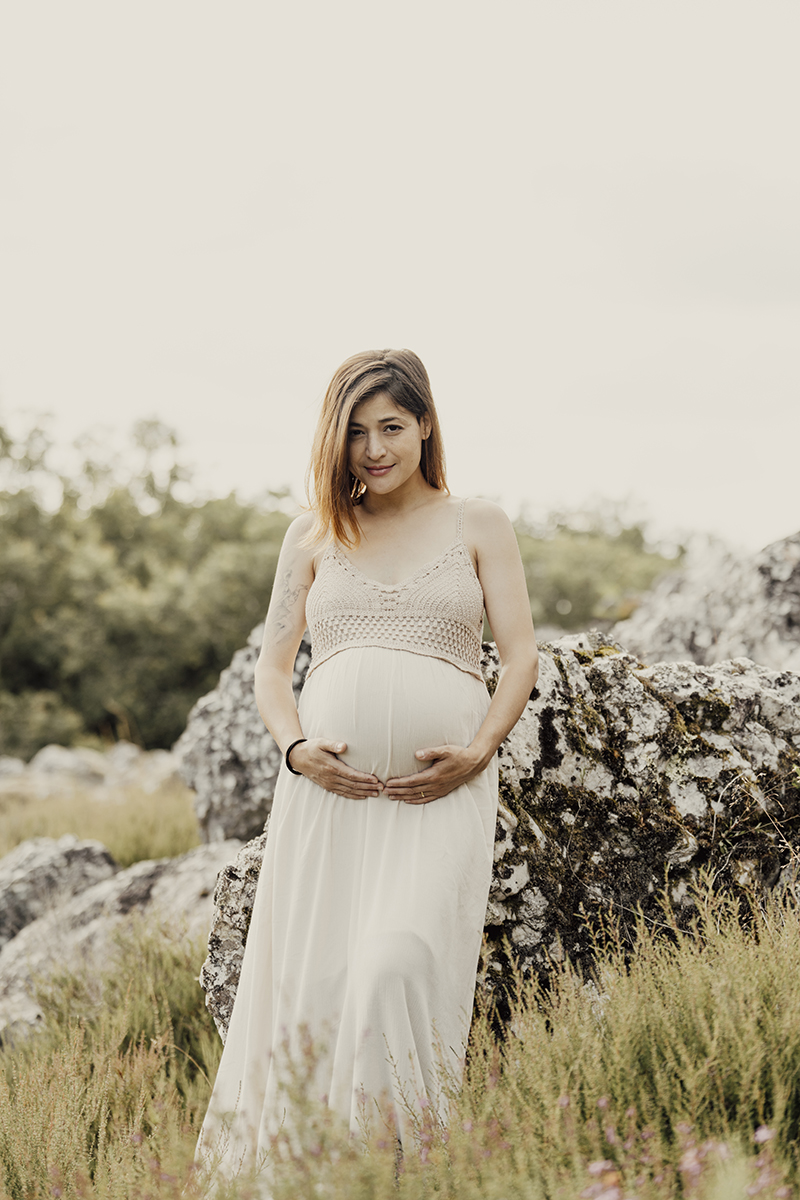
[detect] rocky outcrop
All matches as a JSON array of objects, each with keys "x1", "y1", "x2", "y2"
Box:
[
  {"x1": 0, "y1": 839, "x2": 241, "y2": 1044},
  {"x1": 198, "y1": 831, "x2": 268, "y2": 1037},
  {"x1": 198, "y1": 633, "x2": 800, "y2": 1039},
  {"x1": 611, "y1": 531, "x2": 800, "y2": 672},
  {"x1": 175, "y1": 626, "x2": 311, "y2": 842},
  {"x1": 0, "y1": 835, "x2": 118, "y2": 952},
  {"x1": 0, "y1": 740, "x2": 182, "y2": 802}
]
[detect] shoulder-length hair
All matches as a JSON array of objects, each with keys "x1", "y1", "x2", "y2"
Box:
[{"x1": 306, "y1": 349, "x2": 448, "y2": 547}]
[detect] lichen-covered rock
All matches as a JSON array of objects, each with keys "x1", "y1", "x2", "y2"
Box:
[
  {"x1": 198, "y1": 633, "x2": 800, "y2": 1038},
  {"x1": 0, "y1": 835, "x2": 118, "y2": 952},
  {"x1": 0, "y1": 840, "x2": 242, "y2": 1044},
  {"x1": 611, "y1": 531, "x2": 800, "y2": 672},
  {"x1": 198, "y1": 830, "x2": 269, "y2": 1037},
  {"x1": 175, "y1": 626, "x2": 311, "y2": 842}
]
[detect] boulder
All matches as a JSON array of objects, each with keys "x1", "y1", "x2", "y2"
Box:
[
  {"x1": 197, "y1": 634, "x2": 800, "y2": 1039},
  {"x1": 0, "y1": 839, "x2": 242, "y2": 1044},
  {"x1": 198, "y1": 831, "x2": 268, "y2": 1037},
  {"x1": 611, "y1": 531, "x2": 800, "y2": 672},
  {"x1": 0, "y1": 835, "x2": 118, "y2": 952},
  {"x1": 0, "y1": 741, "x2": 183, "y2": 802},
  {"x1": 175, "y1": 626, "x2": 311, "y2": 842},
  {"x1": 28, "y1": 743, "x2": 108, "y2": 783},
  {"x1": 100, "y1": 741, "x2": 181, "y2": 794},
  {"x1": 0, "y1": 758, "x2": 26, "y2": 779}
]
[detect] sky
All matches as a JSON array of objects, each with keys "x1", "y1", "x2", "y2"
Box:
[{"x1": 1, "y1": 1, "x2": 798, "y2": 553}]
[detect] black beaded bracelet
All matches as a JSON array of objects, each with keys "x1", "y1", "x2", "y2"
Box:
[{"x1": 285, "y1": 738, "x2": 308, "y2": 775}]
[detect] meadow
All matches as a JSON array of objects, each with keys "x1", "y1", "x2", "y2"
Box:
[
  {"x1": 1, "y1": 782, "x2": 797, "y2": 1200},
  {"x1": 0, "y1": 777, "x2": 200, "y2": 868}
]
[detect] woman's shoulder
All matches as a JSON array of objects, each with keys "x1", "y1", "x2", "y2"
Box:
[
  {"x1": 460, "y1": 496, "x2": 514, "y2": 536},
  {"x1": 458, "y1": 498, "x2": 518, "y2": 567},
  {"x1": 278, "y1": 511, "x2": 321, "y2": 567},
  {"x1": 284, "y1": 510, "x2": 317, "y2": 541}
]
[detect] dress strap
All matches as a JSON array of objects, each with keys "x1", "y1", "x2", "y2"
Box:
[{"x1": 457, "y1": 497, "x2": 467, "y2": 541}]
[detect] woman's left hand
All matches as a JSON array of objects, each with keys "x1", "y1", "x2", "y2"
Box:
[{"x1": 384, "y1": 745, "x2": 487, "y2": 804}]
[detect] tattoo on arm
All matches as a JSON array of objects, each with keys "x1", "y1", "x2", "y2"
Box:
[{"x1": 267, "y1": 568, "x2": 310, "y2": 643}]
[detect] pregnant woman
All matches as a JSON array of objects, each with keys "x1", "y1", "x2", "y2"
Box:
[{"x1": 197, "y1": 348, "x2": 538, "y2": 1185}]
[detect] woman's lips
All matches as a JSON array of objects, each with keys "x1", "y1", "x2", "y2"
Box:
[{"x1": 365, "y1": 465, "x2": 393, "y2": 476}]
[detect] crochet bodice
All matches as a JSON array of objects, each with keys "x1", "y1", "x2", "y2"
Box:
[{"x1": 305, "y1": 500, "x2": 485, "y2": 680}]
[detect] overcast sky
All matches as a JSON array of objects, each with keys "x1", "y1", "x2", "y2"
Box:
[{"x1": 1, "y1": 1, "x2": 798, "y2": 552}]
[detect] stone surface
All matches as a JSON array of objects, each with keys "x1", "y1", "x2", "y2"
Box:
[
  {"x1": 175, "y1": 625, "x2": 311, "y2": 842},
  {"x1": 0, "y1": 835, "x2": 118, "y2": 952},
  {"x1": 0, "y1": 839, "x2": 242, "y2": 1044},
  {"x1": 28, "y1": 743, "x2": 108, "y2": 780},
  {"x1": 198, "y1": 633, "x2": 800, "y2": 1038},
  {"x1": 198, "y1": 829, "x2": 269, "y2": 1038},
  {"x1": 0, "y1": 758, "x2": 26, "y2": 778},
  {"x1": 0, "y1": 740, "x2": 183, "y2": 802},
  {"x1": 611, "y1": 531, "x2": 800, "y2": 672}
]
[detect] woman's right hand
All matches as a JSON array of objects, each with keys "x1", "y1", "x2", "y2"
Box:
[{"x1": 287, "y1": 739, "x2": 383, "y2": 799}]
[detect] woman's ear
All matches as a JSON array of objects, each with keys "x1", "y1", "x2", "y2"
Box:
[{"x1": 420, "y1": 413, "x2": 432, "y2": 440}]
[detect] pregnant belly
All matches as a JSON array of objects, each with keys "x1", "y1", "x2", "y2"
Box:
[{"x1": 298, "y1": 647, "x2": 490, "y2": 782}]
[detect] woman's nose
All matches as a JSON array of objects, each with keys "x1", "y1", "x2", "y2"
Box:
[{"x1": 365, "y1": 433, "x2": 386, "y2": 459}]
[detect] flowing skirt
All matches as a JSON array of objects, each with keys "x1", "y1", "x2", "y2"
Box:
[{"x1": 197, "y1": 647, "x2": 498, "y2": 1182}]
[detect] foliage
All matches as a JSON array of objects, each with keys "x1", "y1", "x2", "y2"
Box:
[
  {"x1": 515, "y1": 504, "x2": 683, "y2": 632},
  {"x1": 0, "y1": 417, "x2": 291, "y2": 758},
  {"x1": 0, "y1": 888, "x2": 798, "y2": 1197},
  {"x1": 0, "y1": 777, "x2": 199, "y2": 866}
]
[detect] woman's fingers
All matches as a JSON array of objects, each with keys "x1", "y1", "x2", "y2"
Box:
[
  {"x1": 290, "y1": 738, "x2": 383, "y2": 798},
  {"x1": 384, "y1": 763, "x2": 445, "y2": 803},
  {"x1": 289, "y1": 738, "x2": 479, "y2": 802},
  {"x1": 414, "y1": 745, "x2": 450, "y2": 763},
  {"x1": 384, "y1": 745, "x2": 481, "y2": 803}
]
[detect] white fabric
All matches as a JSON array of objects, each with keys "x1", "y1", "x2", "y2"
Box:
[{"x1": 196, "y1": 646, "x2": 498, "y2": 1184}]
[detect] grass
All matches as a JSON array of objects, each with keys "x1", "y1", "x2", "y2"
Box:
[
  {"x1": 0, "y1": 778, "x2": 200, "y2": 867},
  {"x1": 1, "y1": 886, "x2": 799, "y2": 1198},
  {"x1": 0, "y1": 920, "x2": 220, "y2": 1200}
]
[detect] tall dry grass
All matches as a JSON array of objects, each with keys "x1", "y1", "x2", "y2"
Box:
[
  {"x1": 1, "y1": 886, "x2": 798, "y2": 1198},
  {"x1": 0, "y1": 778, "x2": 200, "y2": 866},
  {"x1": 0, "y1": 920, "x2": 219, "y2": 1200}
]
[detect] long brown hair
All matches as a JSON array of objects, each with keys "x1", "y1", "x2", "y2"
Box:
[{"x1": 306, "y1": 349, "x2": 448, "y2": 547}]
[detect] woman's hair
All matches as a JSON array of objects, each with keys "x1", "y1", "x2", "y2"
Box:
[{"x1": 306, "y1": 349, "x2": 448, "y2": 547}]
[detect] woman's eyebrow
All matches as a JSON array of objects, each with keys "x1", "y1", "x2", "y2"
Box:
[{"x1": 349, "y1": 414, "x2": 407, "y2": 428}]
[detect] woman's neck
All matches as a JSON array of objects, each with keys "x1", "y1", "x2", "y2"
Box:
[{"x1": 358, "y1": 472, "x2": 439, "y2": 519}]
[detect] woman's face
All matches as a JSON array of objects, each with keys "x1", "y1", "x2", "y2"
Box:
[{"x1": 347, "y1": 392, "x2": 431, "y2": 496}]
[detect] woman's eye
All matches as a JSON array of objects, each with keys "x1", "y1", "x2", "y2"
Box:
[
  {"x1": 348, "y1": 429, "x2": 364, "y2": 438},
  {"x1": 384, "y1": 424, "x2": 402, "y2": 433}
]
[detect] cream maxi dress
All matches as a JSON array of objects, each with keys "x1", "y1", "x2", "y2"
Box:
[{"x1": 197, "y1": 499, "x2": 498, "y2": 1183}]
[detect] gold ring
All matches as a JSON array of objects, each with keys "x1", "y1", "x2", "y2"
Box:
[{"x1": 420, "y1": 790, "x2": 425, "y2": 799}]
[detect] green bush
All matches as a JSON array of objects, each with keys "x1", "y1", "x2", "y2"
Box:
[
  {"x1": 516, "y1": 506, "x2": 682, "y2": 631},
  {"x1": 0, "y1": 418, "x2": 290, "y2": 758}
]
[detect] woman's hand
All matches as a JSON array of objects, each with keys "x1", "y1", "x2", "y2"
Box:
[
  {"x1": 288, "y1": 739, "x2": 384, "y2": 800},
  {"x1": 383, "y1": 744, "x2": 487, "y2": 804}
]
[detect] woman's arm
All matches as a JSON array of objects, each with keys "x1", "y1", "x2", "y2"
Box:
[
  {"x1": 255, "y1": 515, "x2": 383, "y2": 799},
  {"x1": 384, "y1": 499, "x2": 538, "y2": 803}
]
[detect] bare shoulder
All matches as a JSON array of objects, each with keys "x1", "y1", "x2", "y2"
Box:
[
  {"x1": 462, "y1": 497, "x2": 516, "y2": 546},
  {"x1": 278, "y1": 511, "x2": 318, "y2": 565},
  {"x1": 283, "y1": 510, "x2": 317, "y2": 546}
]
